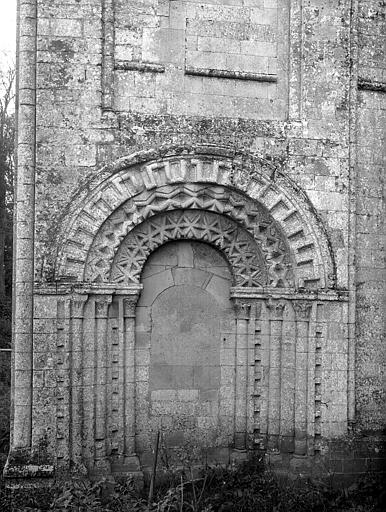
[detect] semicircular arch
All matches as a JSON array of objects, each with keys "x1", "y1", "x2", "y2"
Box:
[
  {"x1": 110, "y1": 209, "x2": 274, "y2": 288},
  {"x1": 54, "y1": 146, "x2": 336, "y2": 289},
  {"x1": 84, "y1": 184, "x2": 295, "y2": 288}
]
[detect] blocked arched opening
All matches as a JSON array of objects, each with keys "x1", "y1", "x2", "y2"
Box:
[
  {"x1": 32, "y1": 148, "x2": 347, "y2": 476},
  {"x1": 135, "y1": 240, "x2": 234, "y2": 466}
]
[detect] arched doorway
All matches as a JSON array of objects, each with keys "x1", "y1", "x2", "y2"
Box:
[
  {"x1": 42, "y1": 152, "x2": 340, "y2": 475},
  {"x1": 6, "y1": 149, "x2": 345, "y2": 480},
  {"x1": 135, "y1": 240, "x2": 235, "y2": 467}
]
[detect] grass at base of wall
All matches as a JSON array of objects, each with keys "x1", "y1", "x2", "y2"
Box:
[{"x1": 0, "y1": 457, "x2": 384, "y2": 511}]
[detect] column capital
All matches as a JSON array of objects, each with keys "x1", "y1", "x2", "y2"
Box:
[
  {"x1": 232, "y1": 298, "x2": 263, "y2": 319},
  {"x1": 70, "y1": 294, "x2": 88, "y2": 319},
  {"x1": 266, "y1": 299, "x2": 286, "y2": 319},
  {"x1": 123, "y1": 295, "x2": 140, "y2": 318},
  {"x1": 293, "y1": 301, "x2": 312, "y2": 321},
  {"x1": 93, "y1": 294, "x2": 113, "y2": 318},
  {"x1": 232, "y1": 298, "x2": 252, "y2": 320}
]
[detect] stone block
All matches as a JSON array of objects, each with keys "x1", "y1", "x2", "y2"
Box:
[
  {"x1": 220, "y1": 332, "x2": 236, "y2": 349},
  {"x1": 139, "y1": 270, "x2": 174, "y2": 306},
  {"x1": 150, "y1": 389, "x2": 176, "y2": 402},
  {"x1": 151, "y1": 364, "x2": 195, "y2": 389},
  {"x1": 172, "y1": 267, "x2": 210, "y2": 287},
  {"x1": 164, "y1": 430, "x2": 185, "y2": 447},
  {"x1": 220, "y1": 348, "x2": 236, "y2": 368},
  {"x1": 193, "y1": 366, "x2": 220, "y2": 391},
  {"x1": 65, "y1": 144, "x2": 96, "y2": 167},
  {"x1": 177, "y1": 389, "x2": 199, "y2": 401}
]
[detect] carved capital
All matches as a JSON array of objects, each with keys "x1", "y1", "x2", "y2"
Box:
[
  {"x1": 233, "y1": 299, "x2": 252, "y2": 320},
  {"x1": 93, "y1": 295, "x2": 113, "y2": 318},
  {"x1": 293, "y1": 301, "x2": 312, "y2": 321},
  {"x1": 70, "y1": 295, "x2": 88, "y2": 319},
  {"x1": 254, "y1": 301, "x2": 263, "y2": 319},
  {"x1": 266, "y1": 300, "x2": 286, "y2": 319},
  {"x1": 233, "y1": 298, "x2": 263, "y2": 320},
  {"x1": 123, "y1": 296, "x2": 139, "y2": 318}
]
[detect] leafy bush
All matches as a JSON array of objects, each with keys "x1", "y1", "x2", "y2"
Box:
[{"x1": 0, "y1": 458, "x2": 384, "y2": 511}]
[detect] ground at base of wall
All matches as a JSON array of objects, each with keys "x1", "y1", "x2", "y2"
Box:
[{"x1": 1, "y1": 457, "x2": 385, "y2": 512}]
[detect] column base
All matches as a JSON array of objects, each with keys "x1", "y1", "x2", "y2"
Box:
[
  {"x1": 3, "y1": 449, "x2": 55, "y2": 487},
  {"x1": 110, "y1": 455, "x2": 144, "y2": 489},
  {"x1": 294, "y1": 439, "x2": 307, "y2": 456},
  {"x1": 230, "y1": 449, "x2": 248, "y2": 463},
  {"x1": 110, "y1": 454, "x2": 141, "y2": 473}
]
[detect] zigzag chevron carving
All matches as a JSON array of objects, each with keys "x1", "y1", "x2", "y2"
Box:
[
  {"x1": 56, "y1": 152, "x2": 335, "y2": 289},
  {"x1": 110, "y1": 210, "x2": 268, "y2": 287},
  {"x1": 85, "y1": 184, "x2": 295, "y2": 288}
]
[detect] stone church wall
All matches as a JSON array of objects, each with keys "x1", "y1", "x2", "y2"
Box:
[
  {"x1": 5, "y1": 0, "x2": 385, "y2": 481},
  {"x1": 355, "y1": 0, "x2": 385, "y2": 433}
]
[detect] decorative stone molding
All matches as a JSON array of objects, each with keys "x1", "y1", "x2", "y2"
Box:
[
  {"x1": 53, "y1": 147, "x2": 336, "y2": 290},
  {"x1": 185, "y1": 66, "x2": 277, "y2": 83},
  {"x1": 85, "y1": 183, "x2": 293, "y2": 288},
  {"x1": 94, "y1": 296, "x2": 113, "y2": 318},
  {"x1": 266, "y1": 299, "x2": 286, "y2": 319},
  {"x1": 229, "y1": 287, "x2": 348, "y2": 302},
  {"x1": 357, "y1": 77, "x2": 386, "y2": 93},
  {"x1": 70, "y1": 295, "x2": 88, "y2": 319},
  {"x1": 233, "y1": 298, "x2": 253, "y2": 320},
  {"x1": 115, "y1": 61, "x2": 165, "y2": 73},
  {"x1": 293, "y1": 301, "x2": 313, "y2": 321},
  {"x1": 56, "y1": 297, "x2": 71, "y2": 467},
  {"x1": 122, "y1": 296, "x2": 139, "y2": 318},
  {"x1": 34, "y1": 283, "x2": 144, "y2": 297},
  {"x1": 111, "y1": 209, "x2": 268, "y2": 287}
]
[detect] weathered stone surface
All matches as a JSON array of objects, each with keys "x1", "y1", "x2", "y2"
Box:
[{"x1": 7, "y1": 0, "x2": 385, "y2": 481}]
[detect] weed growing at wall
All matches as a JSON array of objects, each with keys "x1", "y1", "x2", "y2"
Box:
[{"x1": 0, "y1": 458, "x2": 384, "y2": 511}]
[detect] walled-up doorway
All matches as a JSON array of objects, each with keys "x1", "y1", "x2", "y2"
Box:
[{"x1": 135, "y1": 240, "x2": 235, "y2": 467}]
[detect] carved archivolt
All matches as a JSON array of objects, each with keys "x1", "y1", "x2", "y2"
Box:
[
  {"x1": 55, "y1": 147, "x2": 336, "y2": 289},
  {"x1": 86, "y1": 184, "x2": 294, "y2": 288},
  {"x1": 110, "y1": 210, "x2": 269, "y2": 287}
]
